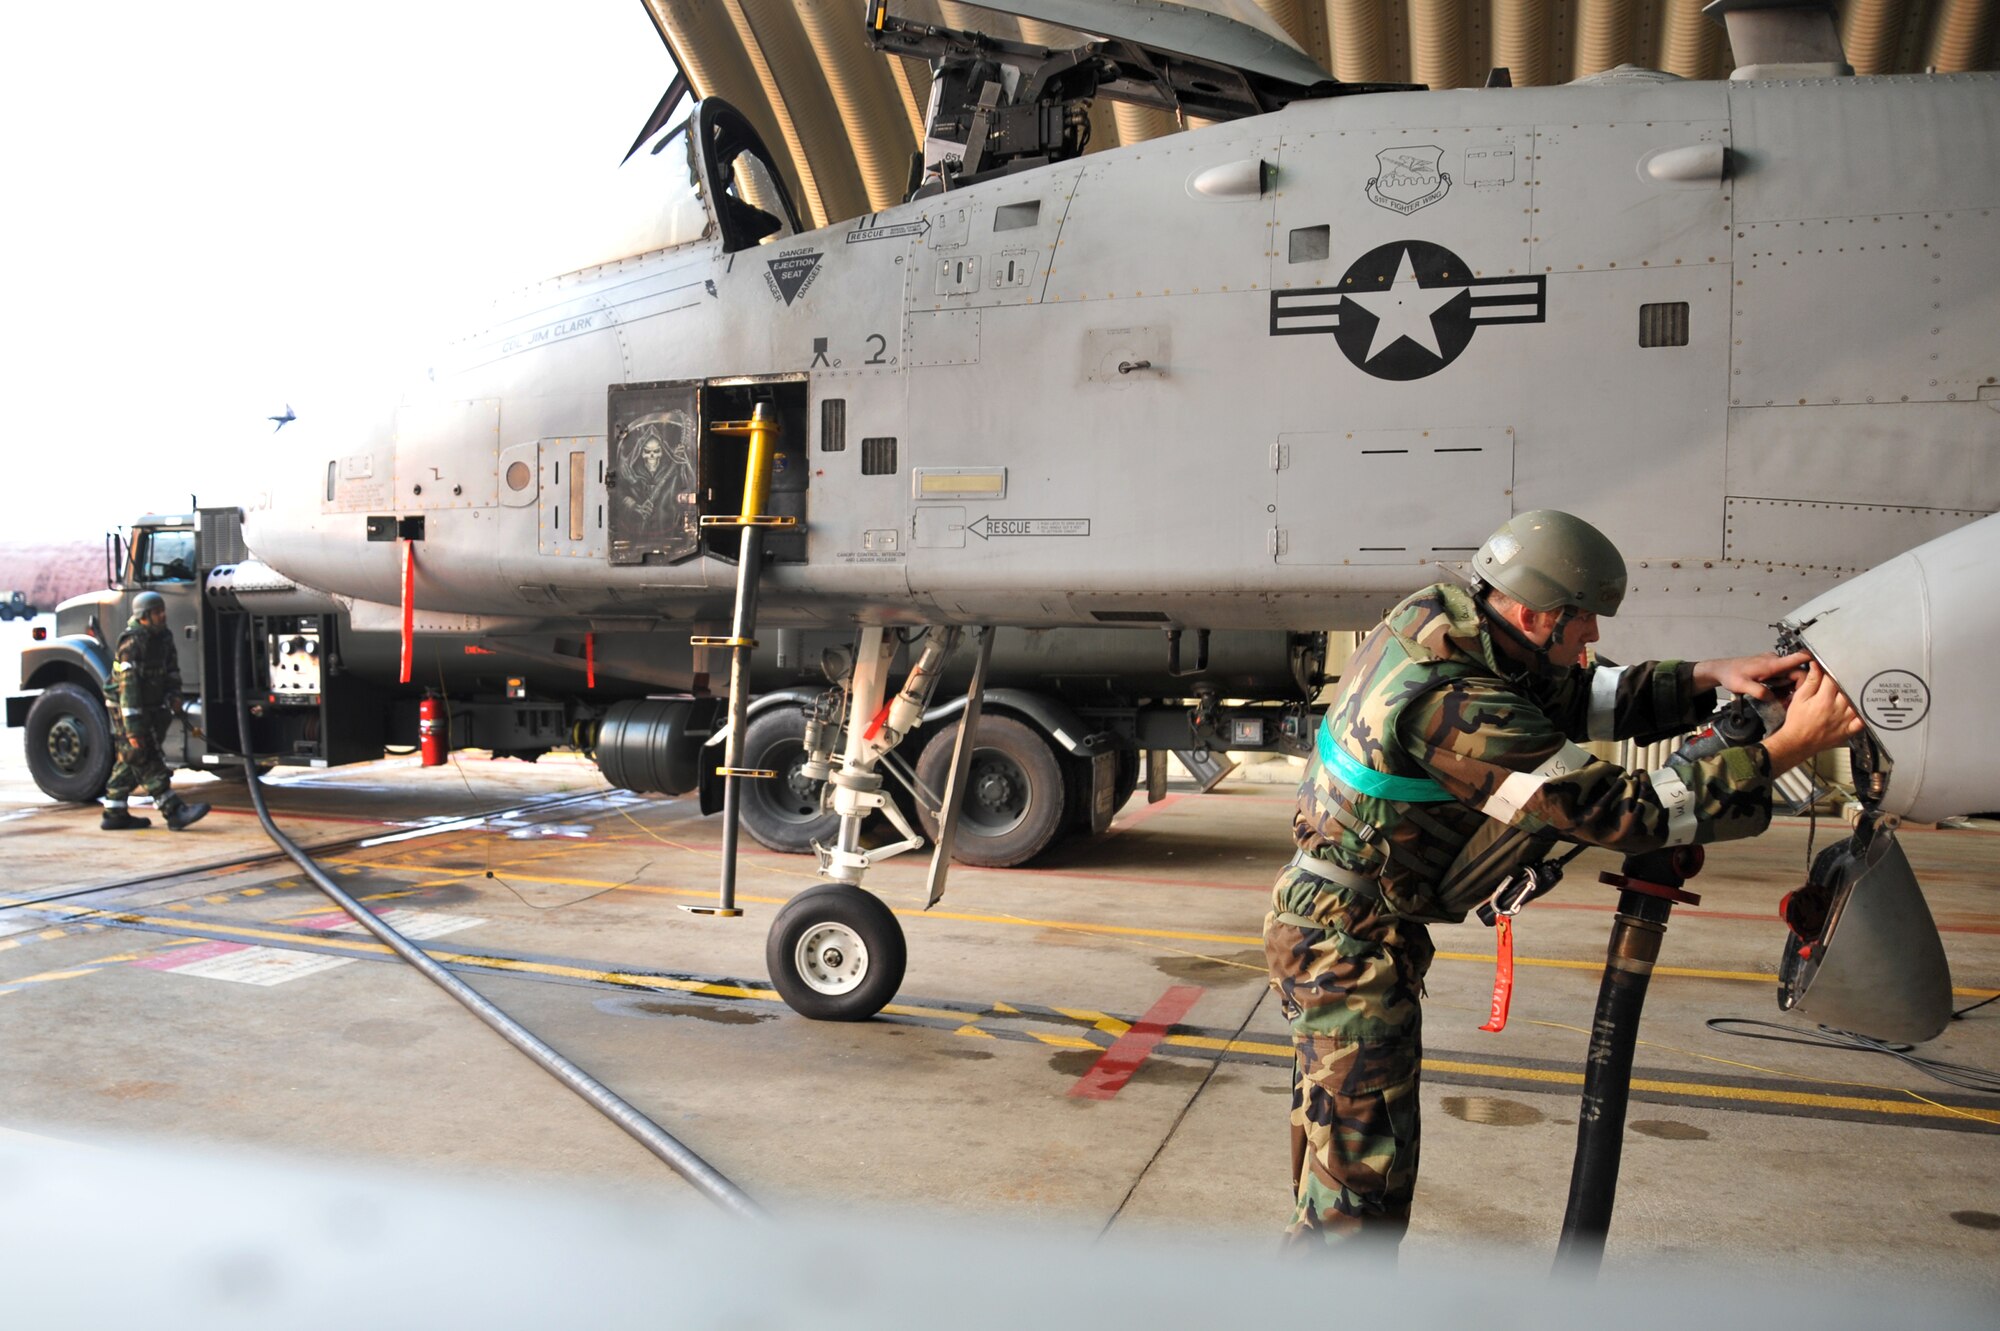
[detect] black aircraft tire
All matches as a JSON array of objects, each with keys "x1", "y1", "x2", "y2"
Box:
[
  {"x1": 914, "y1": 714, "x2": 1065, "y2": 868},
  {"x1": 25, "y1": 683, "x2": 114, "y2": 804},
  {"x1": 736, "y1": 708, "x2": 840, "y2": 854},
  {"x1": 765, "y1": 885, "x2": 906, "y2": 1021}
]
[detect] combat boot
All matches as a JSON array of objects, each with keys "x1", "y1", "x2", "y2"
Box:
[
  {"x1": 101, "y1": 807, "x2": 151, "y2": 831},
  {"x1": 162, "y1": 797, "x2": 211, "y2": 832}
]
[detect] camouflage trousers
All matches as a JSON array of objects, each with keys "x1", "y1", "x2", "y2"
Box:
[
  {"x1": 1263, "y1": 863, "x2": 1435, "y2": 1248},
  {"x1": 105, "y1": 719, "x2": 174, "y2": 806}
]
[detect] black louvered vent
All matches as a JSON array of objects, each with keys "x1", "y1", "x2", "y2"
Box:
[
  {"x1": 821, "y1": 398, "x2": 846, "y2": 451},
  {"x1": 861, "y1": 437, "x2": 897, "y2": 475},
  {"x1": 1639, "y1": 301, "x2": 1690, "y2": 348}
]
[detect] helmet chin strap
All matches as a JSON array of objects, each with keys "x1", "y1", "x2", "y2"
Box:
[{"x1": 1477, "y1": 590, "x2": 1576, "y2": 676}]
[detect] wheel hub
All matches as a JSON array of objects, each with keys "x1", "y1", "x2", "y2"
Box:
[
  {"x1": 795, "y1": 921, "x2": 869, "y2": 995},
  {"x1": 975, "y1": 768, "x2": 1016, "y2": 808},
  {"x1": 46, "y1": 716, "x2": 87, "y2": 775}
]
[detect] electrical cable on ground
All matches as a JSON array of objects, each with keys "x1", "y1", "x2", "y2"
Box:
[
  {"x1": 1705, "y1": 1016, "x2": 2000, "y2": 1096},
  {"x1": 235, "y1": 629, "x2": 763, "y2": 1218},
  {"x1": 1096, "y1": 986, "x2": 1269, "y2": 1241}
]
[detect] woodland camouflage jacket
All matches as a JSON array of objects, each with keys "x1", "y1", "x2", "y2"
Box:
[
  {"x1": 110, "y1": 615, "x2": 182, "y2": 731},
  {"x1": 1293, "y1": 583, "x2": 1774, "y2": 923}
]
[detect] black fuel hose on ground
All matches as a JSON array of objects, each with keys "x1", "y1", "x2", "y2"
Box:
[{"x1": 231, "y1": 628, "x2": 763, "y2": 1219}]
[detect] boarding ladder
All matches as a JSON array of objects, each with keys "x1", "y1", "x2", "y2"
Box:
[{"x1": 685, "y1": 402, "x2": 795, "y2": 917}]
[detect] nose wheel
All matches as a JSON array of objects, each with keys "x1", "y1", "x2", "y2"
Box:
[{"x1": 765, "y1": 884, "x2": 906, "y2": 1021}]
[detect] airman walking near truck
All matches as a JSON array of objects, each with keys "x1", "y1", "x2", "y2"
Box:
[{"x1": 100, "y1": 590, "x2": 210, "y2": 831}]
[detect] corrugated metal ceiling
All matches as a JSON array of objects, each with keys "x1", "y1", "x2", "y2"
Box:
[{"x1": 645, "y1": 1, "x2": 1996, "y2": 230}]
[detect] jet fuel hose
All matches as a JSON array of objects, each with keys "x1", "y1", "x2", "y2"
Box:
[
  {"x1": 1553, "y1": 886, "x2": 1671, "y2": 1271},
  {"x1": 231, "y1": 628, "x2": 764, "y2": 1219}
]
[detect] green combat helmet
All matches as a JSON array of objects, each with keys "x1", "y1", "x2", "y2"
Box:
[
  {"x1": 132, "y1": 590, "x2": 167, "y2": 617},
  {"x1": 1471, "y1": 510, "x2": 1627, "y2": 617}
]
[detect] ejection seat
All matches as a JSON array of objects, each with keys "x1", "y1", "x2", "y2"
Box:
[{"x1": 691, "y1": 99, "x2": 805, "y2": 254}]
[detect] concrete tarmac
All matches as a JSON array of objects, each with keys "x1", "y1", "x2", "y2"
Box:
[{"x1": 2, "y1": 650, "x2": 1996, "y2": 1295}]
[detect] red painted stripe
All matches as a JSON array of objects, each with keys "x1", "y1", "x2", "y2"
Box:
[{"x1": 1066, "y1": 984, "x2": 1205, "y2": 1101}]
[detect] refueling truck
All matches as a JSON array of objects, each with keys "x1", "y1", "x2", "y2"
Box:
[{"x1": 9, "y1": 507, "x2": 1332, "y2": 865}]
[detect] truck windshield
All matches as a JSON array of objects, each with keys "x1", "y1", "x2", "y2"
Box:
[{"x1": 140, "y1": 530, "x2": 197, "y2": 582}]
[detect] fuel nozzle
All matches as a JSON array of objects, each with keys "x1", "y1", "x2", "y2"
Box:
[{"x1": 1670, "y1": 694, "x2": 1788, "y2": 765}]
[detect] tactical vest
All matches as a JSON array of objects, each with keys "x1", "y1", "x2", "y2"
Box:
[{"x1": 1296, "y1": 590, "x2": 1555, "y2": 922}]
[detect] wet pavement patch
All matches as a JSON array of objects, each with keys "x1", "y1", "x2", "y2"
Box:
[
  {"x1": 1152, "y1": 950, "x2": 1266, "y2": 985},
  {"x1": 340, "y1": 1018, "x2": 434, "y2": 1049},
  {"x1": 1630, "y1": 1119, "x2": 1710, "y2": 1141},
  {"x1": 1951, "y1": 1210, "x2": 2000, "y2": 1230},
  {"x1": 593, "y1": 996, "x2": 771, "y2": 1025},
  {"x1": 937, "y1": 1047, "x2": 996, "y2": 1061},
  {"x1": 1440, "y1": 1096, "x2": 1544, "y2": 1127}
]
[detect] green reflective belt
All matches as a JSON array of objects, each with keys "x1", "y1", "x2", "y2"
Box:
[{"x1": 1316, "y1": 720, "x2": 1455, "y2": 804}]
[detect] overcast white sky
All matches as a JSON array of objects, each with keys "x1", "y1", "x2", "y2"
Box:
[{"x1": 0, "y1": 0, "x2": 673, "y2": 544}]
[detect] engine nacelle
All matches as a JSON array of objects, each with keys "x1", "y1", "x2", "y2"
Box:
[{"x1": 1783, "y1": 511, "x2": 2000, "y2": 825}]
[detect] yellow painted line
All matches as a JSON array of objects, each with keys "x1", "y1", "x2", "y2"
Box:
[
  {"x1": 1421, "y1": 1057, "x2": 1999, "y2": 1125},
  {"x1": 290, "y1": 862, "x2": 2000, "y2": 1000},
  {"x1": 1165, "y1": 1033, "x2": 1293, "y2": 1059},
  {"x1": 881, "y1": 1001, "x2": 980, "y2": 1022},
  {"x1": 1056, "y1": 1006, "x2": 1131, "y2": 1037},
  {"x1": 1154, "y1": 1037, "x2": 1995, "y2": 1125},
  {"x1": 240, "y1": 888, "x2": 264, "y2": 897},
  {"x1": 1026, "y1": 1031, "x2": 1102, "y2": 1051},
  {"x1": 954, "y1": 1023, "x2": 996, "y2": 1039},
  {"x1": 0, "y1": 952, "x2": 143, "y2": 994}
]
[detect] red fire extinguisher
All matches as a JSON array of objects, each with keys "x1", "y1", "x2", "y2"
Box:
[{"x1": 419, "y1": 694, "x2": 448, "y2": 768}]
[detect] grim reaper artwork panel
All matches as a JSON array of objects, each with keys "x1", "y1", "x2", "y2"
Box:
[{"x1": 607, "y1": 381, "x2": 700, "y2": 565}]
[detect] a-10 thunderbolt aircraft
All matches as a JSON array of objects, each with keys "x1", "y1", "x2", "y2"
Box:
[{"x1": 242, "y1": 0, "x2": 2000, "y2": 1023}]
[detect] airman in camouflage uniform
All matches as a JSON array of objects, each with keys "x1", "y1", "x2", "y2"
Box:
[
  {"x1": 101, "y1": 591, "x2": 209, "y2": 832},
  {"x1": 1265, "y1": 510, "x2": 1859, "y2": 1248}
]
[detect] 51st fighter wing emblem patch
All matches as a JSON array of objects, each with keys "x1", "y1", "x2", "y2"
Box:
[
  {"x1": 1269, "y1": 240, "x2": 1545, "y2": 381},
  {"x1": 1365, "y1": 145, "x2": 1450, "y2": 214}
]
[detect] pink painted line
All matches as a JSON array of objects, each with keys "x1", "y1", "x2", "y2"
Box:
[
  {"x1": 1066, "y1": 984, "x2": 1206, "y2": 1101},
  {"x1": 133, "y1": 940, "x2": 247, "y2": 971},
  {"x1": 292, "y1": 912, "x2": 359, "y2": 931},
  {"x1": 1105, "y1": 793, "x2": 1190, "y2": 834}
]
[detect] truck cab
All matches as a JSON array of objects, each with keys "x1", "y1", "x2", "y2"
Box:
[{"x1": 8, "y1": 511, "x2": 228, "y2": 800}]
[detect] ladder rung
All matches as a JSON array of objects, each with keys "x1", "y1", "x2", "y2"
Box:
[
  {"x1": 707, "y1": 420, "x2": 766, "y2": 436},
  {"x1": 699, "y1": 515, "x2": 798, "y2": 528},
  {"x1": 715, "y1": 767, "x2": 778, "y2": 779},
  {"x1": 690, "y1": 635, "x2": 756, "y2": 648}
]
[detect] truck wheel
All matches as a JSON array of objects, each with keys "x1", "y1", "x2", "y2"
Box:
[
  {"x1": 25, "y1": 683, "x2": 114, "y2": 803},
  {"x1": 914, "y1": 713, "x2": 1066, "y2": 867},
  {"x1": 765, "y1": 884, "x2": 906, "y2": 1021},
  {"x1": 737, "y1": 707, "x2": 839, "y2": 854}
]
